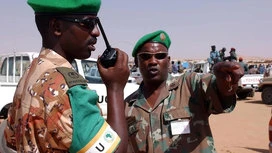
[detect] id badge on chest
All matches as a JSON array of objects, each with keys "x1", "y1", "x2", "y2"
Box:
[{"x1": 170, "y1": 119, "x2": 190, "y2": 135}]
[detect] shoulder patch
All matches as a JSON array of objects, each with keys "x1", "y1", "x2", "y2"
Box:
[{"x1": 56, "y1": 67, "x2": 87, "y2": 88}]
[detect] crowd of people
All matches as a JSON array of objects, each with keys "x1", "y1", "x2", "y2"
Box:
[
  {"x1": 208, "y1": 45, "x2": 272, "y2": 76},
  {"x1": 170, "y1": 60, "x2": 185, "y2": 74},
  {"x1": 208, "y1": 45, "x2": 238, "y2": 70},
  {"x1": 247, "y1": 63, "x2": 272, "y2": 76},
  {"x1": 170, "y1": 45, "x2": 240, "y2": 74}
]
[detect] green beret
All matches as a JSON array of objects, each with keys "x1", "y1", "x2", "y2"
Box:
[
  {"x1": 132, "y1": 30, "x2": 171, "y2": 57},
  {"x1": 27, "y1": 0, "x2": 101, "y2": 15}
]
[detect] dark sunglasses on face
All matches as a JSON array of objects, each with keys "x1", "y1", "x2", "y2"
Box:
[
  {"x1": 137, "y1": 52, "x2": 168, "y2": 60},
  {"x1": 56, "y1": 17, "x2": 98, "y2": 30}
]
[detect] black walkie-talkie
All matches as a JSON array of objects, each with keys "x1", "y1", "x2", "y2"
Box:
[{"x1": 97, "y1": 18, "x2": 117, "y2": 68}]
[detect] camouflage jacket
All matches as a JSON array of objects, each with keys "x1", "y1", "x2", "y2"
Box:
[
  {"x1": 125, "y1": 72, "x2": 236, "y2": 153},
  {"x1": 3, "y1": 49, "x2": 120, "y2": 153}
]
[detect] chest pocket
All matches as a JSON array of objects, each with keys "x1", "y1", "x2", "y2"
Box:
[
  {"x1": 163, "y1": 75, "x2": 191, "y2": 123},
  {"x1": 163, "y1": 107, "x2": 192, "y2": 137},
  {"x1": 163, "y1": 107, "x2": 191, "y2": 123}
]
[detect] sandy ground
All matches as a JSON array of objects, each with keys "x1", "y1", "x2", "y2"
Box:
[{"x1": 210, "y1": 92, "x2": 271, "y2": 153}]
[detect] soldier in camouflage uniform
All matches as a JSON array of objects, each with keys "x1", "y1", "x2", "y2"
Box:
[
  {"x1": 125, "y1": 30, "x2": 244, "y2": 153},
  {"x1": 0, "y1": 0, "x2": 129, "y2": 152}
]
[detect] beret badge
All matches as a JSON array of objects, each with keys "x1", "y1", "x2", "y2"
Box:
[{"x1": 160, "y1": 33, "x2": 166, "y2": 41}]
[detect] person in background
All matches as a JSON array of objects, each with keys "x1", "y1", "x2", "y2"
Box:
[
  {"x1": 171, "y1": 61, "x2": 178, "y2": 74},
  {"x1": 177, "y1": 60, "x2": 184, "y2": 73},
  {"x1": 125, "y1": 30, "x2": 244, "y2": 152},
  {"x1": 219, "y1": 47, "x2": 226, "y2": 61},
  {"x1": 208, "y1": 45, "x2": 221, "y2": 70},
  {"x1": 257, "y1": 64, "x2": 266, "y2": 74},
  {"x1": 226, "y1": 48, "x2": 237, "y2": 62},
  {"x1": 265, "y1": 64, "x2": 272, "y2": 77},
  {"x1": 238, "y1": 57, "x2": 248, "y2": 74},
  {"x1": 248, "y1": 65, "x2": 258, "y2": 74},
  {"x1": 0, "y1": 0, "x2": 129, "y2": 152},
  {"x1": 194, "y1": 65, "x2": 203, "y2": 73}
]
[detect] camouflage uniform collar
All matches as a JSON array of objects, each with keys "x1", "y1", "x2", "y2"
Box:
[
  {"x1": 39, "y1": 48, "x2": 73, "y2": 68},
  {"x1": 128, "y1": 86, "x2": 150, "y2": 111},
  {"x1": 127, "y1": 74, "x2": 180, "y2": 112}
]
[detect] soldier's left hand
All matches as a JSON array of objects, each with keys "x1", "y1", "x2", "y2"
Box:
[{"x1": 213, "y1": 62, "x2": 244, "y2": 96}]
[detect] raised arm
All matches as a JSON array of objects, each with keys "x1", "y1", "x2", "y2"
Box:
[{"x1": 97, "y1": 48, "x2": 129, "y2": 153}]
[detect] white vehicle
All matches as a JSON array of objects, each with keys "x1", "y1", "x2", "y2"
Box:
[
  {"x1": 0, "y1": 52, "x2": 139, "y2": 119},
  {"x1": 190, "y1": 60, "x2": 211, "y2": 74},
  {"x1": 238, "y1": 74, "x2": 263, "y2": 90},
  {"x1": 236, "y1": 73, "x2": 263, "y2": 99}
]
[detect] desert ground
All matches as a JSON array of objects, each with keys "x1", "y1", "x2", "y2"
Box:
[{"x1": 210, "y1": 91, "x2": 271, "y2": 153}]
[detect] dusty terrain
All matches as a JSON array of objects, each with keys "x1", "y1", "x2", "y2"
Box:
[{"x1": 210, "y1": 92, "x2": 271, "y2": 153}]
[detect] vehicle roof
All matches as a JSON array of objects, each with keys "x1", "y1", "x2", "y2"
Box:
[
  {"x1": 75, "y1": 57, "x2": 97, "y2": 62},
  {"x1": 0, "y1": 52, "x2": 39, "y2": 58},
  {"x1": 0, "y1": 52, "x2": 39, "y2": 62},
  {"x1": 0, "y1": 51, "x2": 38, "y2": 55},
  {"x1": 0, "y1": 52, "x2": 98, "y2": 62}
]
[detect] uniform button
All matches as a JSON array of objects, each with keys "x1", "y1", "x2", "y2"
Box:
[
  {"x1": 56, "y1": 135, "x2": 63, "y2": 141},
  {"x1": 49, "y1": 128, "x2": 58, "y2": 134},
  {"x1": 45, "y1": 142, "x2": 51, "y2": 149}
]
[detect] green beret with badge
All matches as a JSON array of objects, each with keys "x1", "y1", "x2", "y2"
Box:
[
  {"x1": 132, "y1": 30, "x2": 171, "y2": 57},
  {"x1": 27, "y1": 0, "x2": 101, "y2": 15}
]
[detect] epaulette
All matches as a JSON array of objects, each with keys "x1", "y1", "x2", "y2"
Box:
[{"x1": 56, "y1": 67, "x2": 87, "y2": 88}]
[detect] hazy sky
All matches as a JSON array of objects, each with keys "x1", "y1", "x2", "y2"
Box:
[{"x1": 1, "y1": 1, "x2": 271, "y2": 60}]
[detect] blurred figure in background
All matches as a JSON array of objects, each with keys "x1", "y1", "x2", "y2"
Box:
[
  {"x1": 171, "y1": 61, "x2": 178, "y2": 74},
  {"x1": 208, "y1": 45, "x2": 220, "y2": 70},
  {"x1": 264, "y1": 64, "x2": 272, "y2": 77},
  {"x1": 225, "y1": 48, "x2": 237, "y2": 62},
  {"x1": 219, "y1": 47, "x2": 227, "y2": 61},
  {"x1": 257, "y1": 64, "x2": 266, "y2": 74},
  {"x1": 238, "y1": 57, "x2": 248, "y2": 74},
  {"x1": 248, "y1": 65, "x2": 258, "y2": 74}
]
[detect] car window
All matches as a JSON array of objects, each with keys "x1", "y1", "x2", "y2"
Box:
[{"x1": 81, "y1": 60, "x2": 103, "y2": 84}]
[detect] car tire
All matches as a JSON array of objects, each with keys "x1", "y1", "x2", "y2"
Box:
[
  {"x1": 237, "y1": 92, "x2": 248, "y2": 99},
  {"x1": 262, "y1": 86, "x2": 272, "y2": 104},
  {"x1": 0, "y1": 103, "x2": 12, "y2": 119},
  {"x1": 236, "y1": 88, "x2": 254, "y2": 99}
]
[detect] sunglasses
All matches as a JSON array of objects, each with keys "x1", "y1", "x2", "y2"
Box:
[
  {"x1": 56, "y1": 17, "x2": 98, "y2": 30},
  {"x1": 137, "y1": 52, "x2": 168, "y2": 60}
]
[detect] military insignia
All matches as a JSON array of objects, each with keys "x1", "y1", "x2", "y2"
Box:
[
  {"x1": 129, "y1": 124, "x2": 137, "y2": 135},
  {"x1": 160, "y1": 33, "x2": 166, "y2": 41},
  {"x1": 56, "y1": 67, "x2": 87, "y2": 88},
  {"x1": 127, "y1": 116, "x2": 138, "y2": 135},
  {"x1": 104, "y1": 130, "x2": 115, "y2": 143},
  {"x1": 68, "y1": 71, "x2": 80, "y2": 79}
]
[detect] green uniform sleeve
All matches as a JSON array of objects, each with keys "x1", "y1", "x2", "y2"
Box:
[
  {"x1": 56, "y1": 67, "x2": 120, "y2": 153},
  {"x1": 68, "y1": 85, "x2": 120, "y2": 153}
]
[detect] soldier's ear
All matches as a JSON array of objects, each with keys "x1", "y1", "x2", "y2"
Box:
[{"x1": 50, "y1": 19, "x2": 62, "y2": 36}]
